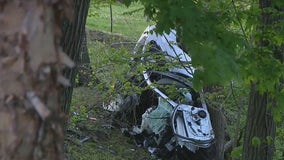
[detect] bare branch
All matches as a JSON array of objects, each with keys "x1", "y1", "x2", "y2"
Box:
[{"x1": 26, "y1": 91, "x2": 51, "y2": 120}]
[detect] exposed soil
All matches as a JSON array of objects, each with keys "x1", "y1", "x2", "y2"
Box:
[{"x1": 87, "y1": 30, "x2": 136, "y2": 51}]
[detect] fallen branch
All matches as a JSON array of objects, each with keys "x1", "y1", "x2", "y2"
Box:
[{"x1": 26, "y1": 91, "x2": 51, "y2": 120}]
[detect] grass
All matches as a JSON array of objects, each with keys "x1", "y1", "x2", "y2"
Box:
[
  {"x1": 66, "y1": 2, "x2": 153, "y2": 160},
  {"x1": 66, "y1": 87, "x2": 151, "y2": 160},
  {"x1": 87, "y1": 40, "x2": 132, "y2": 87},
  {"x1": 87, "y1": 2, "x2": 151, "y2": 40},
  {"x1": 69, "y1": 2, "x2": 284, "y2": 160}
]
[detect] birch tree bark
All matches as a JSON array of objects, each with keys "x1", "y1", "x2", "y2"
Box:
[{"x1": 0, "y1": 1, "x2": 73, "y2": 159}]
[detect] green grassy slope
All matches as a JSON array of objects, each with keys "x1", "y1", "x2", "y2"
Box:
[
  {"x1": 87, "y1": 2, "x2": 151, "y2": 40},
  {"x1": 66, "y1": 2, "x2": 153, "y2": 160}
]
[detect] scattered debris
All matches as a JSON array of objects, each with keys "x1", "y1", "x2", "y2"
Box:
[
  {"x1": 79, "y1": 136, "x2": 91, "y2": 143},
  {"x1": 88, "y1": 117, "x2": 97, "y2": 121},
  {"x1": 101, "y1": 124, "x2": 114, "y2": 129},
  {"x1": 111, "y1": 25, "x2": 215, "y2": 160}
]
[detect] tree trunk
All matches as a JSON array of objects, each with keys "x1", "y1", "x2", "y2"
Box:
[
  {"x1": 203, "y1": 87, "x2": 226, "y2": 160},
  {"x1": 207, "y1": 106, "x2": 225, "y2": 160},
  {"x1": 77, "y1": 28, "x2": 93, "y2": 87},
  {"x1": 242, "y1": 83, "x2": 276, "y2": 160},
  {"x1": 242, "y1": 0, "x2": 278, "y2": 159},
  {"x1": 60, "y1": 0, "x2": 90, "y2": 113},
  {"x1": 0, "y1": 1, "x2": 72, "y2": 159}
]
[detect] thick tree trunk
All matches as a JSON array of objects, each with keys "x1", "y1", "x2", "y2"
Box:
[
  {"x1": 242, "y1": 83, "x2": 276, "y2": 160},
  {"x1": 80, "y1": 29, "x2": 90, "y2": 65},
  {"x1": 77, "y1": 28, "x2": 93, "y2": 87},
  {"x1": 60, "y1": 0, "x2": 90, "y2": 113},
  {"x1": 0, "y1": 1, "x2": 72, "y2": 159},
  {"x1": 207, "y1": 106, "x2": 225, "y2": 160},
  {"x1": 203, "y1": 87, "x2": 226, "y2": 160},
  {"x1": 242, "y1": 0, "x2": 278, "y2": 159}
]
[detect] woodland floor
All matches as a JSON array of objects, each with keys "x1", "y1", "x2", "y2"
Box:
[{"x1": 65, "y1": 31, "x2": 152, "y2": 160}]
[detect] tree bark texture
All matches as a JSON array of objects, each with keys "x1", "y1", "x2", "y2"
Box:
[
  {"x1": 207, "y1": 106, "x2": 225, "y2": 160},
  {"x1": 60, "y1": 0, "x2": 90, "y2": 113},
  {"x1": 80, "y1": 29, "x2": 90, "y2": 65},
  {"x1": 77, "y1": 28, "x2": 93, "y2": 87},
  {"x1": 0, "y1": 1, "x2": 72, "y2": 159},
  {"x1": 242, "y1": 84, "x2": 276, "y2": 160},
  {"x1": 242, "y1": 0, "x2": 278, "y2": 159},
  {"x1": 203, "y1": 86, "x2": 226, "y2": 160}
]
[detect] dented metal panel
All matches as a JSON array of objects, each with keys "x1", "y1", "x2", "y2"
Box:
[{"x1": 135, "y1": 25, "x2": 215, "y2": 152}]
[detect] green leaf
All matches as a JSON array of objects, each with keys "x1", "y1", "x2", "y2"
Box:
[
  {"x1": 252, "y1": 137, "x2": 261, "y2": 147},
  {"x1": 266, "y1": 136, "x2": 273, "y2": 145},
  {"x1": 231, "y1": 146, "x2": 243, "y2": 159}
]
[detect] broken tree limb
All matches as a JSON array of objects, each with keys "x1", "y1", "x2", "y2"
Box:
[{"x1": 26, "y1": 91, "x2": 51, "y2": 120}]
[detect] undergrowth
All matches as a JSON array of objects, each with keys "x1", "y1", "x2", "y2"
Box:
[
  {"x1": 65, "y1": 87, "x2": 151, "y2": 160},
  {"x1": 66, "y1": 1, "x2": 284, "y2": 160}
]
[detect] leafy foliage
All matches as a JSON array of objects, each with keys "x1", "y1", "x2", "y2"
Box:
[
  {"x1": 123, "y1": 0, "x2": 245, "y2": 90},
  {"x1": 66, "y1": 87, "x2": 151, "y2": 160},
  {"x1": 85, "y1": 1, "x2": 284, "y2": 159},
  {"x1": 231, "y1": 145, "x2": 243, "y2": 159},
  {"x1": 117, "y1": 1, "x2": 284, "y2": 159},
  {"x1": 274, "y1": 127, "x2": 284, "y2": 160},
  {"x1": 122, "y1": 0, "x2": 284, "y2": 108},
  {"x1": 251, "y1": 136, "x2": 261, "y2": 147}
]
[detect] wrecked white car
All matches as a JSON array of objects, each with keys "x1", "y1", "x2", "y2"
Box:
[{"x1": 111, "y1": 25, "x2": 215, "y2": 159}]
